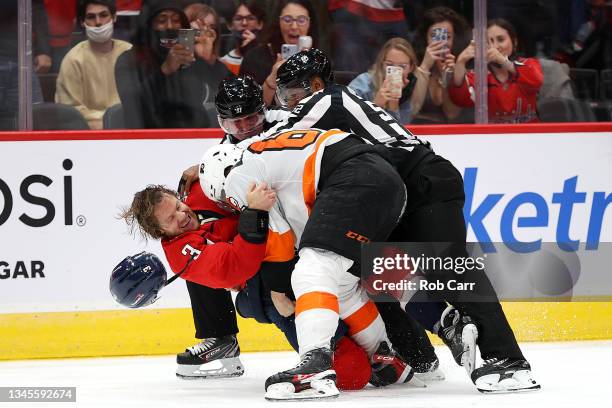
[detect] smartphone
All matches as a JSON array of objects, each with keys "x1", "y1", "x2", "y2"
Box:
[
  {"x1": 298, "y1": 35, "x2": 312, "y2": 51},
  {"x1": 385, "y1": 66, "x2": 403, "y2": 99},
  {"x1": 431, "y1": 27, "x2": 449, "y2": 57},
  {"x1": 281, "y1": 44, "x2": 299, "y2": 60},
  {"x1": 178, "y1": 29, "x2": 196, "y2": 54}
]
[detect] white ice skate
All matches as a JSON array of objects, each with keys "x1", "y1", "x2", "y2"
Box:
[{"x1": 472, "y1": 358, "x2": 541, "y2": 393}]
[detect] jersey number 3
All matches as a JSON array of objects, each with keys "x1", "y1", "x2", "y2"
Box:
[{"x1": 182, "y1": 244, "x2": 202, "y2": 260}]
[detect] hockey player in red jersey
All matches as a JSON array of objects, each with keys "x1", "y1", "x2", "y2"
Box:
[{"x1": 120, "y1": 181, "x2": 376, "y2": 391}]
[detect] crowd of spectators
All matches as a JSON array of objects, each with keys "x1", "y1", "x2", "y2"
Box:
[{"x1": 1, "y1": 0, "x2": 611, "y2": 131}]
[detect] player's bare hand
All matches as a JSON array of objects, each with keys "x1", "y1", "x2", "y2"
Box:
[
  {"x1": 246, "y1": 182, "x2": 276, "y2": 211},
  {"x1": 178, "y1": 165, "x2": 200, "y2": 197},
  {"x1": 271, "y1": 291, "x2": 295, "y2": 317}
]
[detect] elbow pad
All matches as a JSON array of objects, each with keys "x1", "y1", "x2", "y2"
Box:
[{"x1": 238, "y1": 208, "x2": 269, "y2": 243}]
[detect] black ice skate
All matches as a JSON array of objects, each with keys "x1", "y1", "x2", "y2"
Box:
[
  {"x1": 264, "y1": 347, "x2": 339, "y2": 401},
  {"x1": 437, "y1": 306, "x2": 479, "y2": 375},
  {"x1": 175, "y1": 335, "x2": 244, "y2": 379},
  {"x1": 370, "y1": 342, "x2": 425, "y2": 387},
  {"x1": 471, "y1": 358, "x2": 541, "y2": 393}
]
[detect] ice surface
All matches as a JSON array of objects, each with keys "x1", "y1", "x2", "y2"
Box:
[{"x1": 0, "y1": 341, "x2": 609, "y2": 408}]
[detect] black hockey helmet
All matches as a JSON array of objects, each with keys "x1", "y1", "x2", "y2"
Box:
[
  {"x1": 276, "y1": 48, "x2": 334, "y2": 90},
  {"x1": 215, "y1": 75, "x2": 266, "y2": 140},
  {"x1": 215, "y1": 75, "x2": 264, "y2": 119},
  {"x1": 110, "y1": 252, "x2": 167, "y2": 308}
]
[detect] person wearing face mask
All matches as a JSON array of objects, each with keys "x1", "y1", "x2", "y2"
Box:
[
  {"x1": 220, "y1": 1, "x2": 266, "y2": 76},
  {"x1": 114, "y1": 0, "x2": 212, "y2": 128},
  {"x1": 54, "y1": 0, "x2": 131, "y2": 130}
]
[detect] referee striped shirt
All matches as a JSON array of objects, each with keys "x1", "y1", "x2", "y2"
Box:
[{"x1": 264, "y1": 84, "x2": 427, "y2": 151}]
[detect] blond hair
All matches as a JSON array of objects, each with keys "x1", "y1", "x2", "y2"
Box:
[
  {"x1": 120, "y1": 185, "x2": 178, "y2": 240},
  {"x1": 370, "y1": 38, "x2": 419, "y2": 95}
]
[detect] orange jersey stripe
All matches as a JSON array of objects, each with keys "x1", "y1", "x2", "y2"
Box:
[
  {"x1": 343, "y1": 301, "x2": 379, "y2": 336},
  {"x1": 302, "y1": 129, "x2": 346, "y2": 215},
  {"x1": 295, "y1": 291, "x2": 339, "y2": 316},
  {"x1": 264, "y1": 230, "x2": 295, "y2": 262}
]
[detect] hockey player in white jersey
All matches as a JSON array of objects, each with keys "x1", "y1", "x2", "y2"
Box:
[
  {"x1": 199, "y1": 128, "x2": 424, "y2": 400},
  {"x1": 266, "y1": 48, "x2": 540, "y2": 394}
]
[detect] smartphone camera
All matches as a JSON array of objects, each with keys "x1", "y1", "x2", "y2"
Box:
[
  {"x1": 281, "y1": 44, "x2": 299, "y2": 60},
  {"x1": 431, "y1": 27, "x2": 449, "y2": 58}
]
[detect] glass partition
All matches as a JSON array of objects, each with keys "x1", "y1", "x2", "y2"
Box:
[{"x1": 3, "y1": 0, "x2": 611, "y2": 131}]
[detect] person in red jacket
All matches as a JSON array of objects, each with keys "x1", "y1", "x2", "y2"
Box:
[{"x1": 449, "y1": 18, "x2": 544, "y2": 123}]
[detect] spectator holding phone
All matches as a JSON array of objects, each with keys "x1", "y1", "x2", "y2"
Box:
[
  {"x1": 114, "y1": 0, "x2": 211, "y2": 128},
  {"x1": 412, "y1": 6, "x2": 470, "y2": 124},
  {"x1": 239, "y1": 0, "x2": 318, "y2": 106},
  {"x1": 348, "y1": 38, "x2": 429, "y2": 124},
  {"x1": 449, "y1": 18, "x2": 543, "y2": 123},
  {"x1": 220, "y1": 0, "x2": 266, "y2": 75},
  {"x1": 183, "y1": 3, "x2": 232, "y2": 104}
]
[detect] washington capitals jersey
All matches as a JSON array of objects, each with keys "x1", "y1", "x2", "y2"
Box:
[{"x1": 161, "y1": 183, "x2": 266, "y2": 289}]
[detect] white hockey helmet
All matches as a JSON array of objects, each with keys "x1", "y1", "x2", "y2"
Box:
[{"x1": 199, "y1": 144, "x2": 243, "y2": 206}]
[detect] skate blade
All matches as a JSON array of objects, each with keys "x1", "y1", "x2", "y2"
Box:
[
  {"x1": 477, "y1": 383, "x2": 541, "y2": 394},
  {"x1": 415, "y1": 368, "x2": 445, "y2": 382},
  {"x1": 176, "y1": 357, "x2": 244, "y2": 380},
  {"x1": 175, "y1": 370, "x2": 244, "y2": 380},
  {"x1": 265, "y1": 379, "x2": 340, "y2": 401},
  {"x1": 461, "y1": 324, "x2": 479, "y2": 376}
]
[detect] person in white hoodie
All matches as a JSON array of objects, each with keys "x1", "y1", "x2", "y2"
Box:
[{"x1": 55, "y1": 0, "x2": 131, "y2": 129}]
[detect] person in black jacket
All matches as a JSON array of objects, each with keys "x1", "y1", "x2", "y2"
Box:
[{"x1": 114, "y1": 0, "x2": 212, "y2": 128}]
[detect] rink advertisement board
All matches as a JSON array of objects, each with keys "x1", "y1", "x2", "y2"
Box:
[{"x1": 0, "y1": 125, "x2": 611, "y2": 315}]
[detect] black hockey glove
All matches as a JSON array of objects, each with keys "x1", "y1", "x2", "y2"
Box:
[{"x1": 238, "y1": 208, "x2": 269, "y2": 243}]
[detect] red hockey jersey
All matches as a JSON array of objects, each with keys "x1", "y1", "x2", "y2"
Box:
[
  {"x1": 448, "y1": 58, "x2": 543, "y2": 123},
  {"x1": 161, "y1": 183, "x2": 266, "y2": 289}
]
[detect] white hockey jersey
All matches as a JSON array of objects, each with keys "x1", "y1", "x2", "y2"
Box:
[{"x1": 225, "y1": 128, "x2": 352, "y2": 262}]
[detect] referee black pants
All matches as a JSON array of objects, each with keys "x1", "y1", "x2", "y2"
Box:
[{"x1": 393, "y1": 150, "x2": 525, "y2": 361}]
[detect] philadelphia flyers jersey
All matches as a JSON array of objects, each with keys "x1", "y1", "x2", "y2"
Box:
[{"x1": 224, "y1": 128, "x2": 356, "y2": 263}]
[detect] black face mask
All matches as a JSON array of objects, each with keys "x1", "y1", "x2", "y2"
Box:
[{"x1": 152, "y1": 29, "x2": 179, "y2": 58}]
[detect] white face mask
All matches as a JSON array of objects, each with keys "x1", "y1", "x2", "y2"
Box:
[{"x1": 85, "y1": 20, "x2": 114, "y2": 43}]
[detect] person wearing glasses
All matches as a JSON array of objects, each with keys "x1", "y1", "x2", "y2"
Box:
[
  {"x1": 220, "y1": 0, "x2": 266, "y2": 76},
  {"x1": 348, "y1": 37, "x2": 430, "y2": 124},
  {"x1": 239, "y1": 0, "x2": 318, "y2": 106}
]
